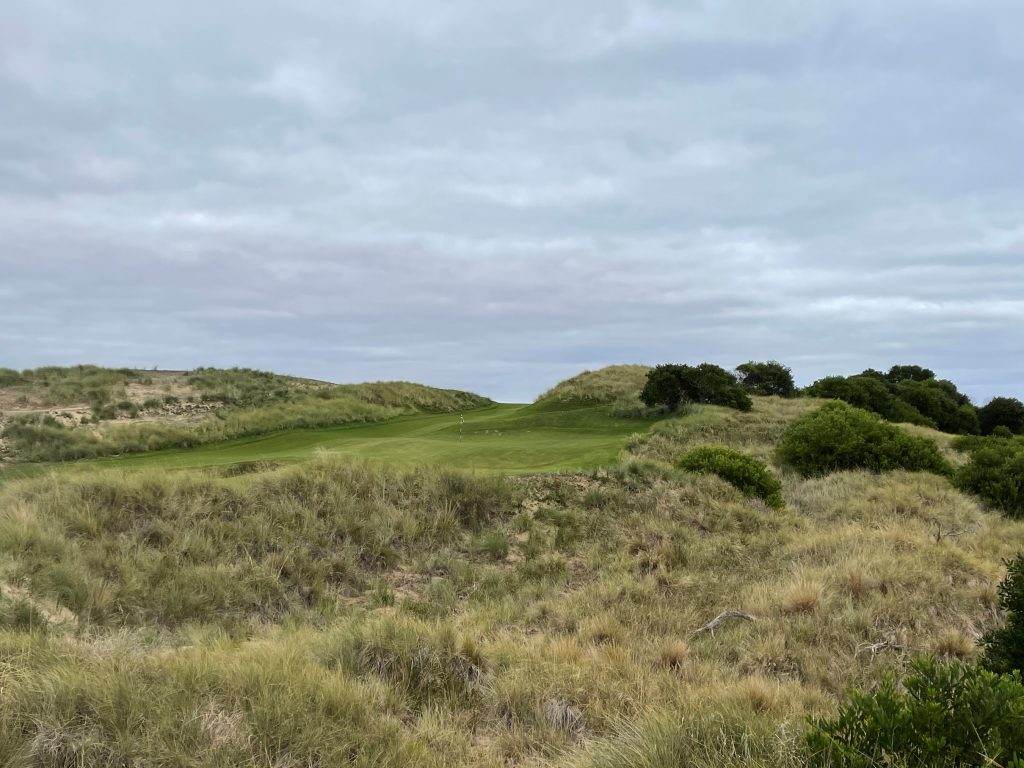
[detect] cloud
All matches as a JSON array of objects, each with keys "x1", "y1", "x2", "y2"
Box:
[{"x1": 0, "y1": 0, "x2": 1022, "y2": 402}]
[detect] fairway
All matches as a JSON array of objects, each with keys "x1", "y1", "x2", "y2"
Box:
[{"x1": 38, "y1": 402, "x2": 663, "y2": 476}]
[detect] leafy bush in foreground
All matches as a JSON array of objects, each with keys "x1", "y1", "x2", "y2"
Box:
[
  {"x1": 677, "y1": 446, "x2": 783, "y2": 508},
  {"x1": 983, "y1": 554, "x2": 1024, "y2": 675},
  {"x1": 777, "y1": 401, "x2": 951, "y2": 477},
  {"x1": 955, "y1": 439, "x2": 1024, "y2": 517},
  {"x1": 807, "y1": 658, "x2": 1024, "y2": 767},
  {"x1": 641, "y1": 364, "x2": 752, "y2": 412}
]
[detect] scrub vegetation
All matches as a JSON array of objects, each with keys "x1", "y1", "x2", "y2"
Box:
[{"x1": 0, "y1": 362, "x2": 1022, "y2": 766}]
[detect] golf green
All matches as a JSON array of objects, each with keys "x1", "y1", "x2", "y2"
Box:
[{"x1": 7, "y1": 402, "x2": 663, "y2": 479}]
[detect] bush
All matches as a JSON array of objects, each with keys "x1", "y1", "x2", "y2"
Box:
[
  {"x1": 980, "y1": 397, "x2": 1024, "y2": 436},
  {"x1": 776, "y1": 402, "x2": 952, "y2": 477},
  {"x1": 676, "y1": 446, "x2": 783, "y2": 508},
  {"x1": 640, "y1": 364, "x2": 752, "y2": 412},
  {"x1": 954, "y1": 440, "x2": 1024, "y2": 517},
  {"x1": 982, "y1": 554, "x2": 1024, "y2": 675},
  {"x1": 805, "y1": 365, "x2": 980, "y2": 435},
  {"x1": 735, "y1": 361, "x2": 797, "y2": 398},
  {"x1": 807, "y1": 658, "x2": 1024, "y2": 767}
]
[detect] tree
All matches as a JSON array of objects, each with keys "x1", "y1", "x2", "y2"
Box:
[
  {"x1": 640, "y1": 365, "x2": 687, "y2": 411},
  {"x1": 885, "y1": 364, "x2": 936, "y2": 383},
  {"x1": 640, "y1": 363, "x2": 752, "y2": 412},
  {"x1": 735, "y1": 361, "x2": 797, "y2": 398},
  {"x1": 980, "y1": 397, "x2": 1024, "y2": 436}
]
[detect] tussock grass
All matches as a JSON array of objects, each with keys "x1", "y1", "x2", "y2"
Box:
[
  {"x1": 0, "y1": 395, "x2": 1022, "y2": 765},
  {"x1": 538, "y1": 365, "x2": 652, "y2": 405}
]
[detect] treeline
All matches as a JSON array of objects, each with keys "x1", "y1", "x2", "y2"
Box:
[
  {"x1": 640, "y1": 360, "x2": 1024, "y2": 437},
  {"x1": 641, "y1": 360, "x2": 1024, "y2": 518}
]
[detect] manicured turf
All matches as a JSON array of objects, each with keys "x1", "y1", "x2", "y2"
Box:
[{"x1": 9, "y1": 402, "x2": 663, "y2": 478}]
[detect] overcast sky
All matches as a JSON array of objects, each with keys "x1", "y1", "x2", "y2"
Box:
[{"x1": 2, "y1": 1, "x2": 1023, "y2": 402}]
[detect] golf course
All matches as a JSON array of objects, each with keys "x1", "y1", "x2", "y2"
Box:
[{"x1": 83, "y1": 401, "x2": 663, "y2": 474}]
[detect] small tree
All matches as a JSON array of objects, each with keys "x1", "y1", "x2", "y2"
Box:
[
  {"x1": 885, "y1": 364, "x2": 936, "y2": 383},
  {"x1": 980, "y1": 397, "x2": 1024, "y2": 436},
  {"x1": 640, "y1": 365, "x2": 687, "y2": 411},
  {"x1": 640, "y1": 364, "x2": 752, "y2": 412},
  {"x1": 736, "y1": 361, "x2": 797, "y2": 398}
]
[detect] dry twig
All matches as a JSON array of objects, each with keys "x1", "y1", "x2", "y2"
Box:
[{"x1": 691, "y1": 610, "x2": 757, "y2": 636}]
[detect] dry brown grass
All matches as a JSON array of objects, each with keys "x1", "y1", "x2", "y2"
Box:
[{"x1": 537, "y1": 365, "x2": 652, "y2": 404}]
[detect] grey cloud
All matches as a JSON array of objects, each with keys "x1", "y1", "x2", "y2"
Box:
[{"x1": 1, "y1": 0, "x2": 1023, "y2": 402}]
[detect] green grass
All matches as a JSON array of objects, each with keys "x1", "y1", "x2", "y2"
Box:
[{"x1": 74, "y1": 402, "x2": 663, "y2": 475}]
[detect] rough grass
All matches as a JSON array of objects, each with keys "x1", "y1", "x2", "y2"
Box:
[
  {"x1": 3, "y1": 379, "x2": 495, "y2": 464},
  {"x1": 537, "y1": 365, "x2": 652, "y2": 405},
  {"x1": 0, "y1": 388, "x2": 1022, "y2": 766}
]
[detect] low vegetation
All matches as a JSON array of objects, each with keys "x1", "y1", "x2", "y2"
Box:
[
  {"x1": 537, "y1": 365, "x2": 652, "y2": 405},
  {"x1": 982, "y1": 553, "x2": 1024, "y2": 675},
  {"x1": 807, "y1": 658, "x2": 1024, "y2": 767},
  {"x1": 954, "y1": 438, "x2": 1024, "y2": 517},
  {"x1": 0, "y1": 362, "x2": 1022, "y2": 766},
  {"x1": 777, "y1": 401, "x2": 952, "y2": 477},
  {"x1": 676, "y1": 445, "x2": 784, "y2": 508},
  {"x1": 1, "y1": 370, "x2": 493, "y2": 464}
]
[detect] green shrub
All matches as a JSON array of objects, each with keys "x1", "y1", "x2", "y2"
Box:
[
  {"x1": 476, "y1": 530, "x2": 510, "y2": 560},
  {"x1": 805, "y1": 365, "x2": 980, "y2": 435},
  {"x1": 954, "y1": 440, "x2": 1024, "y2": 517},
  {"x1": 981, "y1": 397, "x2": 1024, "y2": 436},
  {"x1": 640, "y1": 364, "x2": 752, "y2": 412},
  {"x1": 807, "y1": 658, "x2": 1024, "y2": 767},
  {"x1": 982, "y1": 554, "x2": 1024, "y2": 675},
  {"x1": 677, "y1": 446, "x2": 784, "y2": 508},
  {"x1": 777, "y1": 402, "x2": 952, "y2": 477},
  {"x1": 735, "y1": 360, "x2": 797, "y2": 397}
]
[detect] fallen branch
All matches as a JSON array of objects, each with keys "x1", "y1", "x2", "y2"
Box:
[
  {"x1": 933, "y1": 524, "x2": 972, "y2": 544},
  {"x1": 856, "y1": 630, "x2": 906, "y2": 658},
  {"x1": 692, "y1": 610, "x2": 756, "y2": 636}
]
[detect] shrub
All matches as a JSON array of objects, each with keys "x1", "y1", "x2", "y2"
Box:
[
  {"x1": 805, "y1": 365, "x2": 980, "y2": 435},
  {"x1": 640, "y1": 364, "x2": 752, "y2": 412},
  {"x1": 982, "y1": 554, "x2": 1024, "y2": 675},
  {"x1": 980, "y1": 397, "x2": 1024, "y2": 436},
  {"x1": 735, "y1": 361, "x2": 797, "y2": 398},
  {"x1": 807, "y1": 658, "x2": 1024, "y2": 767},
  {"x1": 776, "y1": 401, "x2": 952, "y2": 477},
  {"x1": 954, "y1": 440, "x2": 1024, "y2": 517},
  {"x1": 677, "y1": 446, "x2": 783, "y2": 508}
]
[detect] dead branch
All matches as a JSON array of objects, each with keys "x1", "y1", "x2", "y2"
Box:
[
  {"x1": 932, "y1": 523, "x2": 975, "y2": 544},
  {"x1": 691, "y1": 610, "x2": 757, "y2": 636},
  {"x1": 856, "y1": 630, "x2": 907, "y2": 658}
]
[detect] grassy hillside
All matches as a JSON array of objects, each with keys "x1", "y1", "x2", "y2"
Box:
[
  {"x1": 1, "y1": 368, "x2": 494, "y2": 465},
  {"x1": 537, "y1": 365, "x2": 652, "y2": 405},
  {"x1": 0, "y1": 389, "x2": 1020, "y2": 766}
]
